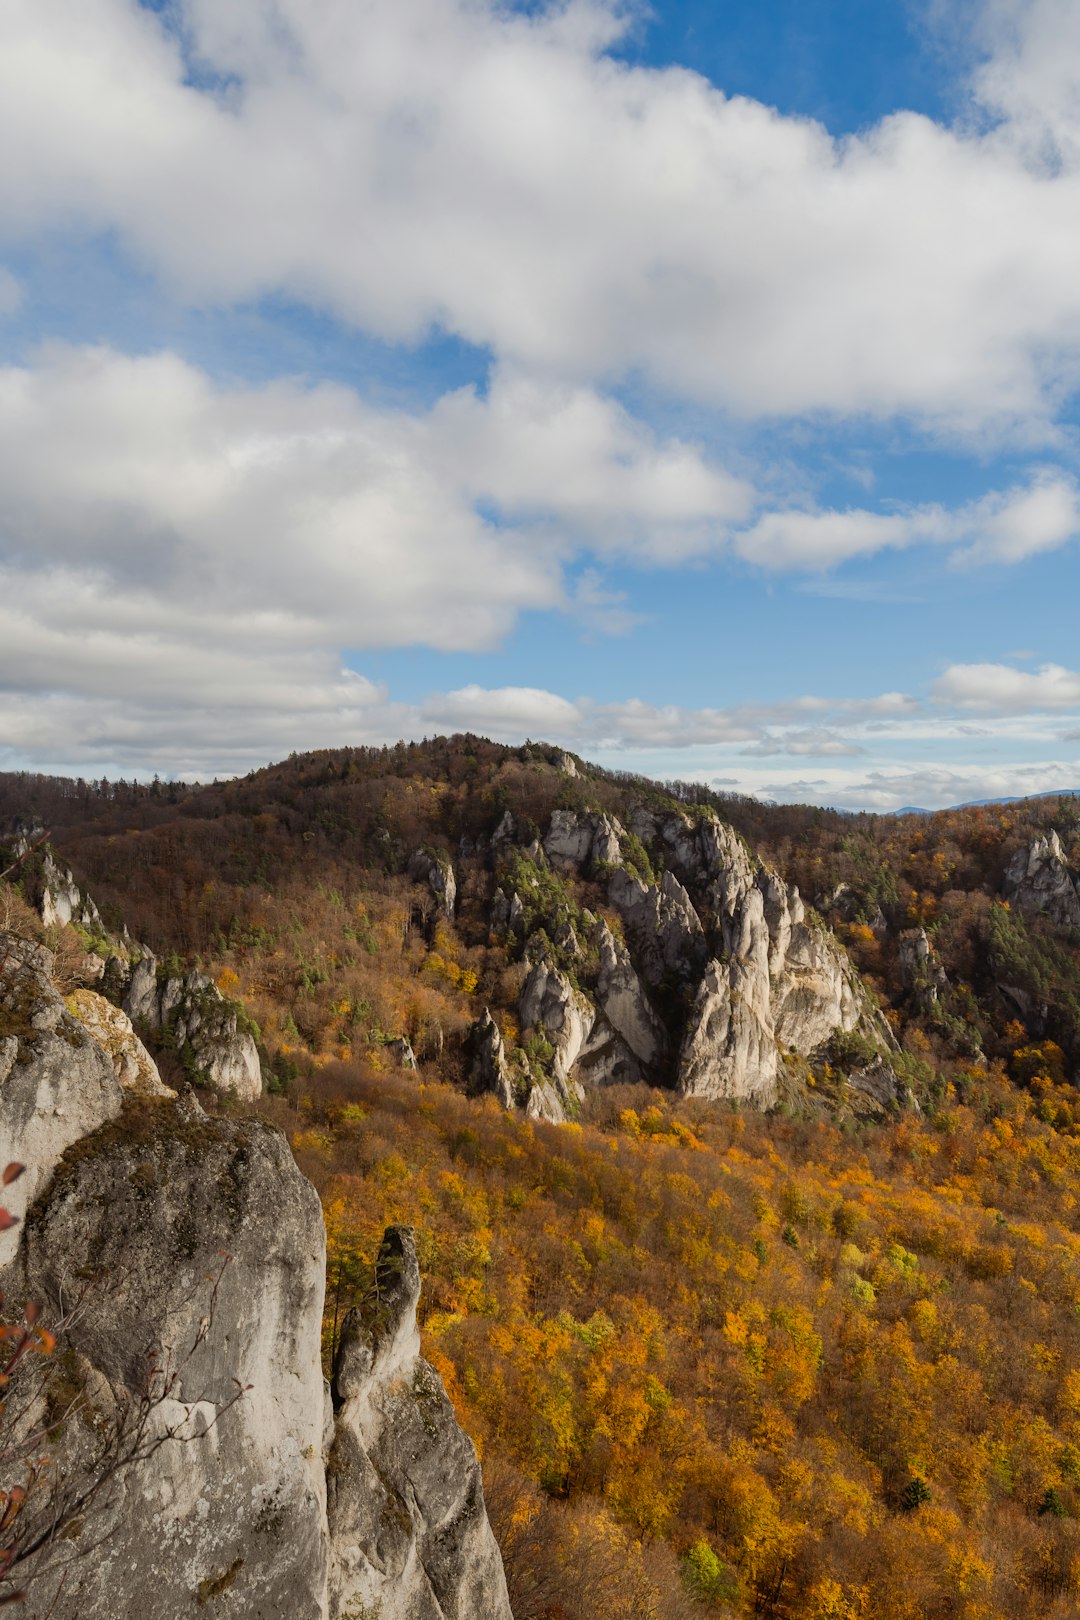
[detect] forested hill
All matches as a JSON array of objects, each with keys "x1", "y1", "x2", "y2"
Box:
[
  {"x1": 3, "y1": 736, "x2": 1080, "y2": 1108},
  {"x1": 7, "y1": 740, "x2": 1080, "y2": 1617}
]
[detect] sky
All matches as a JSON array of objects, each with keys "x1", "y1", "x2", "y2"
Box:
[{"x1": 4, "y1": 0, "x2": 1080, "y2": 810}]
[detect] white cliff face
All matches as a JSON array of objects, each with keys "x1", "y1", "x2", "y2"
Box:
[
  {"x1": 0, "y1": 932, "x2": 123, "y2": 1271},
  {"x1": 1005, "y1": 831, "x2": 1080, "y2": 930},
  {"x1": 465, "y1": 1008, "x2": 521, "y2": 1108},
  {"x1": 594, "y1": 920, "x2": 668, "y2": 1068},
  {"x1": 678, "y1": 956, "x2": 779, "y2": 1106},
  {"x1": 543, "y1": 810, "x2": 624, "y2": 875},
  {"x1": 502, "y1": 805, "x2": 885, "y2": 1113},
  {"x1": 607, "y1": 867, "x2": 707, "y2": 987},
  {"x1": 24, "y1": 1098, "x2": 331, "y2": 1620},
  {"x1": 898, "y1": 928, "x2": 949, "y2": 1014},
  {"x1": 327, "y1": 1228, "x2": 513, "y2": 1620},
  {"x1": 519, "y1": 954, "x2": 593, "y2": 1105}
]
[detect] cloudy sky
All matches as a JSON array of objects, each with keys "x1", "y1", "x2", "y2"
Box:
[{"x1": 4, "y1": 0, "x2": 1080, "y2": 809}]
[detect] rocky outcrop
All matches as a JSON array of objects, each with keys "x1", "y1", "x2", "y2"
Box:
[
  {"x1": 678, "y1": 955, "x2": 777, "y2": 1106},
  {"x1": 409, "y1": 850, "x2": 457, "y2": 920},
  {"x1": 543, "y1": 810, "x2": 623, "y2": 875},
  {"x1": 519, "y1": 954, "x2": 593, "y2": 1105},
  {"x1": 327, "y1": 1227, "x2": 512, "y2": 1620},
  {"x1": 66, "y1": 988, "x2": 174, "y2": 1098},
  {"x1": 123, "y1": 954, "x2": 262, "y2": 1102},
  {"x1": 1004, "y1": 831, "x2": 1080, "y2": 930},
  {"x1": 21, "y1": 1097, "x2": 330, "y2": 1620},
  {"x1": 465, "y1": 1009, "x2": 521, "y2": 1108},
  {"x1": 507, "y1": 804, "x2": 886, "y2": 1112},
  {"x1": 0, "y1": 932, "x2": 123, "y2": 1270},
  {"x1": 607, "y1": 868, "x2": 706, "y2": 986},
  {"x1": 4, "y1": 938, "x2": 512, "y2": 1619},
  {"x1": 898, "y1": 928, "x2": 949, "y2": 1014},
  {"x1": 594, "y1": 921, "x2": 668, "y2": 1068},
  {"x1": 8, "y1": 840, "x2": 105, "y2": 936}
]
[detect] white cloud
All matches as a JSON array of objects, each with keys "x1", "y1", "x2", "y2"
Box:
[
  {"x1": 736, "y1": 471, "x2": 1080, "y2": 571},
  {"x1": 0, "y1": 342, "x2": 748, "y2": 671},
  {"x1": 5, "y1": 0, "x2": 1080, "y2": 432},
  {"x1": 932, "y1": 660, "x2": 1080, "y2": 709}
]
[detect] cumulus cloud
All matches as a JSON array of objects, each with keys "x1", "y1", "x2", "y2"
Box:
[
  {"x1": 4, "y1": 0, "x2": 1080, "y2": 431},
  {"x1": 0, "y1": 343, "x2": 750, "y2": 667},
  {"x1": 932, "y1": 660, "x2": 1080, "y2": 709}
]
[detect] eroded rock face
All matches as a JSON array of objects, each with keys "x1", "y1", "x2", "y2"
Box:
[
  {"x1": 23, "y1": 1097, "x2": 330, "y2": 1620},
  {"x1": 898, "y1": 928, "x2": 949, "y2": 1014},
  {"x1": 327, "y1": 1228, "x2": 513, "y2": 1620},
  {"x1": 519, "y1": 953, "x2": 593, "y2": 1096},
  {"x1": 409, "y1": 850, "x2": 457, "y2": 920},
  {"x1": 678, "y1": 956, "x2": 778, "y2": 1106},
  {"x1": 6, "y1": 938, "x2": 512, "y2": 1619},
  {"x1": 0, "y1": 932, "x2": 123, "y2": 1271},
  {"x1": 66, "y1": 989, "x2": 174, "y2": 1098},
  {"x1": 465, "y1": 1008, "x2": 520, "y2": 1109},
  {"x1": 608, "y1": 867, "x2": 706, "y2": 987},
  {"x1": 122, "y1": 955, "x2": 261, "y2": 1102},
  {"x1": 503, "y1": 805, "x2": 884, "y2": 1112},
  {"x1": 1005, "y1": 831, "x2": 1080, "y2": 930},
  {"x1": 595, "y1": 921, "x2": 668, "y2": 1069},
  {"x1": 543, "y1": 810, "x2": 624, "y2": 876}
]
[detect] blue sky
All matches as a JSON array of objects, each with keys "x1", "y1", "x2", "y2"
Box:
[{"x1": 3, "y1": 0, "x2": 1080, "y2": 809}]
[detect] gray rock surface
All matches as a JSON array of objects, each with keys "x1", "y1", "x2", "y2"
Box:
[
  {"x1": 22, "y1": 1098, "x2": 330, "y2": 1620},
  {"x1": 594, "y1": 921, "x2": 668, "y2": 1068},
  {"x1": 122, "y1": 954, "x2": 262, "y2": 1101},
  {"x1": 0, "y1": 932, "x2": 123, "y2": 1271},
  {"x1": 1004, "y1": 830, "x2": 1080, "y2": 930},
  {"x1": 607, "y1": 867, "x2": 706, "y2": 986},
  {"x1": 528, "y1": 804, "x2": 884, "y2": 1110},
  {"x1": 409, "y1": 850, "x2": 457, "y2": 920},
  {"x1": 327, "y1": 1227, "x2": 513, "y2": 1620},
  {"x1": 66, "y1": 988, "x2": 174, "y2": 1098},
  {"x1": 898, "y1": 927, "x2": 949, "y2": 1013},
  {"x1": 5, "y1": 933, "x2": 512, "y2": 1618},
  {"x1": 465, "y1": 1008, "x2": 520, "y2": 1108},
  {"x1": 543, "y1": 810, "x2": 624, "y2": 875}
]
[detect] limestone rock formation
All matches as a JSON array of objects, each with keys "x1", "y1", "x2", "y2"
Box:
[
  {"x1": 678, "y1": 956, "x2": 778, "y2": 1106},
  {"x1": 65, "y1": 989, "x2": 174, "y2": 1098},
  {"x1": 21, "y1": 1098, "x2": 331, "y2": 1620},
  {"x1": 607, "y1": 867, "x2": 706, "y2": 987},
  {"x1": 465, "y1": 1008, "x2": 521, "y2": 1108},
  {"x1": 898, "y1": 928, "x2": 949, "y2": 1014},
  {"x1": 409, "y1": 849, "x2": 457, "y2": 920},
  {"x1": 0, "y1": 932, "x2": 123, "y2": 1270},
  {"x1": 519, "y1": 953, "x2": 593, "y2": 1106},
  {"x1": 594, "y1": 920, "x2": 668, "y2": 1068},
  {"x1": 327, "y1": 1227, "x2": 513, "y2": 1620},
  {"x1": 511, "y1": 804, "x2": 886, "y2": 1112},
  {"x1": 122, "y1": 954, "x2": 262, "y2": 1102},
  {"x1": 3, "y1": 937, "x2": 512, "y2": 1619},
  {"x1": 543, "y1": 809, "x2": 624, "y2": 875},
  {"x1": 1004, "y1": 831, "x2": 1080, "y2": 930}
]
